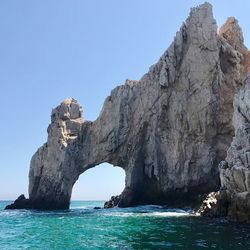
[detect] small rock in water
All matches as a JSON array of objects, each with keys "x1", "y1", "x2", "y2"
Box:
[
  {"x1": 5, "y1": 195, "x2": 31, "y2": 210},
  {"x1": 104, "y1": 195, "x2": 121, "y2": 208}
]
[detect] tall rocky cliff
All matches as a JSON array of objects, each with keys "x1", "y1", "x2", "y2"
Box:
[{"x1": 6, "y1": 2, "x2": 250, "y2": 220}]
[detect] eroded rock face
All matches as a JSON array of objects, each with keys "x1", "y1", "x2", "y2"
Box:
[
  {"x1": 219, "y1": 17, "x2": 250, "y2": 77},
  {"x1": 6, "y1": 3, "x2": 248, "y2": 210},
  {"x1": 198, "y1": 76, "x2": 250, "y2": 222},
  {"x1": 197, "y1": 15, "x2": 250, "y2": 223},
  {"x1": 28, "y1": 98, "x2": 84, "y2": 209},
  {"x1": 220, "y1": 75, "x2": 250, "y2": 222}
]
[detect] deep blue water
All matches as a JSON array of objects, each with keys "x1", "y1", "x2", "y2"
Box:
[{"x1": 0, "y1": 201, "x2": 250, "y2": 249}]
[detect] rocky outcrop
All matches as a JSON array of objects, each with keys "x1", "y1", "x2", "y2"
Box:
[
  {"x1": 6, "y1": 3, "x2": 248, "y2": 211},
  {"x1": 197, "y1": 190, "x2": 230, "y2": 218},
  {"x1": 5, "y1": 195, "x2": 31, "y2": 209},
  {"x1": 197, "y1": 17, "x2": 250, "y2": 222},
  {"x1": 199, "y1": 75, "x2": 250, "y2": 222},
  {"x1": 104, "y1": 195, "x2": 121, "y2": 208},
  {"x1": 27, "y1": 98, "x2": 84, "y2": 209},
  {"x1": 219, "y1": 17, "x2": 250, "y2": 77}
]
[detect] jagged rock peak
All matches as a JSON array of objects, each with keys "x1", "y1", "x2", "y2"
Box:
[
  {"x1": 219, "y1": 16, "x2": 250, "y2": 76},
  {"x1": 189, "y1": 2, "x2": 213, "y2": 20},
  {"x1": 219, "y1": 17, "x2": 245, "y2": 51},
  {"x1": 145, "y1": 1, "x2": 218, "y2": 89},
  {"x1": 51, "y1": 98, "x2": 83, "y2": 122}
]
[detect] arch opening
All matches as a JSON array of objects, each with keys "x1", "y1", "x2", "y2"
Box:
[{"x1": 71, "y1": 163, "x2": 125, "y2": 206}]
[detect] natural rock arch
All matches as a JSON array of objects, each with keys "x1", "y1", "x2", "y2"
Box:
[{"x1": 6, "y1": 3, "x2": 250, "y2": 210}]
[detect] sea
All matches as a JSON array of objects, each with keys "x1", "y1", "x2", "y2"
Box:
[{"x1": 0, "y1": 201, "x2": 250, "y2": 250}]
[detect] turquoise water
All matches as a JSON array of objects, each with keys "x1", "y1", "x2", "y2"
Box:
[{"x1": 0, "y1": 201, "x2": 250, "y2": 249}]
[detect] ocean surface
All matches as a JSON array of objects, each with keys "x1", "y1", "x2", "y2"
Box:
[{"x1": 0, "y1": 201, "x2": 250, "y2": 249}]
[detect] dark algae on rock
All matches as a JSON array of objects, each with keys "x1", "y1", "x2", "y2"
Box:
[{"x1": 6, "y1": 3, "x2": 250, "y2": 222}]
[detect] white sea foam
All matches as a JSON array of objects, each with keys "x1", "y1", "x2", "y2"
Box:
[
  {"x1": 148, "y1": 211, "x2": 193, "y2": 217},
  {"x1": 105, "y1": 210, "x2": 194, "y2": 218},
  {"x1": 72, "y1": 206, "x2": 89, "y2": 209}
]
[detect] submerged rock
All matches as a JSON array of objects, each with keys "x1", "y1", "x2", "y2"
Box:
[{"x1": 7, "y1": 3, "x2": 250, "y2": 214}]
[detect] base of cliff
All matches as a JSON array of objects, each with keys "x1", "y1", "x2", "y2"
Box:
[{"x1": 197, "y1": 190, "x2": 250, "y2": 223}]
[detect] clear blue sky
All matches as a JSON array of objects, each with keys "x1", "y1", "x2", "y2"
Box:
[{"x1": 0, "y1": 1, "x2": 249, "y2": 200}]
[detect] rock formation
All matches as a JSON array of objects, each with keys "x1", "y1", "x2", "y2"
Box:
[
  {"x1": 104, "y1": 195, "x2": 121, "y2": 208},
  {"x1": 6, "y1": 2, "x2": 250, "y2": 218},
  {"x1": 27, "y1": 98, "x2": 84, "y2": 209},
  {"x1": 5, "y1": 195, "x2": 31, "y2": 209},
  {"x1": 197, "y1": 17, "x2": 250, "y2": 222},
  {"x1": 199, "y1": 75, "x2": 250, "y2": 222}
]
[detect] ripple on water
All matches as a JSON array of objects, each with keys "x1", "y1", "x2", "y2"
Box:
[{"x1": 1, "y1": 201, "x2": 250, "y2": 250}]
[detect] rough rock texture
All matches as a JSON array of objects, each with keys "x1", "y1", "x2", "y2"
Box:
[
  {"x1": 28, "y1": 98, "x2": 84, "y2": 209},
  {"x1": 219, "y1": 17, "x2": 250, "y2": 77},
  {"x1": 221, "y1": 76, "x2": 250, "y2": 201},
  {"x1": 199, "y1": 76, "x2": 250, "y2": 222},
  {"x1": 104, "y1": 195, "x2": 121, "y2": 208},
  {"x1": 6, "y1": 3, "x2": 248, "y2": 210},
  {"x1": 223, "y1": 75, "x2": 250, "y2": 222},
  {"x1": 197, "y1": 17, "x2": 250, "y2": 222}
]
